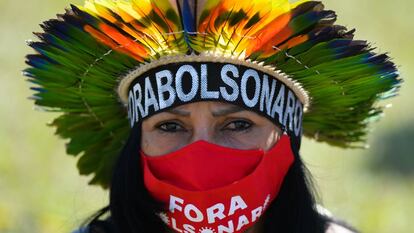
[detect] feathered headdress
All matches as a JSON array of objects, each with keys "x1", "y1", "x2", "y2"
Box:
[{"x1": 24, "y1": 0, "x2": 401, "y2": 188}]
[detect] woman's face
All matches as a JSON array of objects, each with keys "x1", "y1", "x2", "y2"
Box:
[{"x1": 141, "y1": 101, "x2": 283, "y2": 156}]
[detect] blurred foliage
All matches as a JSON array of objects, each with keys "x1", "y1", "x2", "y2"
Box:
[
  {"x1": 368, "y1": 123, "x2": 414, "y2": 177},
  {"x1": 0, "y1": 0, "x2": 413, "y2": 233}
]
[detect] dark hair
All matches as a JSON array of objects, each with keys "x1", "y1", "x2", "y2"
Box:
[{"x1": 86, "y1": 123, "x2": 330, "y2": 233}]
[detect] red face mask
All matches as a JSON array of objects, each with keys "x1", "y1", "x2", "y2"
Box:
[{"x1": 141, "y1": 134, "x2": 294, "y2": 233}]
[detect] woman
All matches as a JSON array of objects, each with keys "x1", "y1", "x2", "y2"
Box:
[
  {"x1": 24, "y1": 0, "x2": 401, "y2": 232},
  {"x1": 103, "y1": 101, "x2": 353, "y2": 233}
]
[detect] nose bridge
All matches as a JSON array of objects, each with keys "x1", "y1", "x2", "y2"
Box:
[
  {"x1": 190, "y1": 118, "x2": 214, "y2": 144},
  {"x1": 191, "y1": 125, "x2": 213, "y2": 143}
]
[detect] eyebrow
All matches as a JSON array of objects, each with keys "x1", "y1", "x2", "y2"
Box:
[
  {"x1": 165, "y1": 108, "x2": 191, "y2": 116},
  {"x1": 165, "y1": 105, "x2": 246, "y2": 117},
  {"x1": 212, "y1": 105, "x2": 246, "y2": 117}
]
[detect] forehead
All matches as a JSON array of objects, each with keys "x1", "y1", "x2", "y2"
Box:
[
  {"x1": 172, "y1": 101, "x2": 245, "y2": 112},
  {"x1": 152, "y1": 101, "x2": 254, "y2": 117},
  {"x1": 143, "y1": 101, "x2": 281, "y2": 131}
]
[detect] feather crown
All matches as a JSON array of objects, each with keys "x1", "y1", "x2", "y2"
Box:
[{"x1": 24, "y1": 0, "x2": 401, "y2": 188}]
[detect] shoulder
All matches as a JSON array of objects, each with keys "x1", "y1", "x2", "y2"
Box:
[
  {"x1": 72, "y1": 219, "x2": 116, "y2": 233},
  {"x1": 326, "y1": 222, "x2": 357, "y2": 233},
  {"x1": 316, "y1": 205, "x2": 359, "y2": 233},
  {"x1": 72, "y1": 227, "x2": 89, "y2": 233}
]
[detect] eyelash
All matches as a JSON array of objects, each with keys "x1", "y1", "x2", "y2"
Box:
[
  {"x1": 222, "y1": 119, "x2": 253, "y2": 132},
  {"x1": 156, "y1": 121, "x2": 187, "y2": 133},
  {"x1": 155, "y1": 119, "x2": 254, "y2": 134}
]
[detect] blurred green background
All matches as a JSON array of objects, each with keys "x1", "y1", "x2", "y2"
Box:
[{"x1": 0, "y1": 0, "x2": 413, "y2": 232}]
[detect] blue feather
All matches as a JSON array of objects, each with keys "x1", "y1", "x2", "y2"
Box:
[
  {"x1": 177, "y1": 0, "x2": 196, "y2": 47},
  {"x1": 30, "y1": 87, "x2": 48, "y2": 93},
  {"x1": 26, "y1": 55, "x2": 55, "y2": 68},
  {"x1": 180, "y1": 0, "x2": 196, "y2": 33}
]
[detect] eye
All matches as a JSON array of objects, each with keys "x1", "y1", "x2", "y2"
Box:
[
  {"x1": 156, "y1": 121, "x2": 186, "y2": 133},
  {"x1": 223, "y1": 120, "x2": 253, "y2": 132}
]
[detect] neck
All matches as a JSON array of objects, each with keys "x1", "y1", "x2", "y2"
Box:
[
  {"x1": 245, "y1": 217, "x2": 264, "y2": 233},
  {"x1": 165, "y1": 218, "x2": 264, "y2": 233}
]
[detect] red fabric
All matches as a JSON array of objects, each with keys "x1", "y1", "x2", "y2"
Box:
[
  {"x1": 141, "y1": 134, "x2": 294, "y2": 233},
  {"x1": 143, "y1": 140, "x2": 263, "y2": 191}
]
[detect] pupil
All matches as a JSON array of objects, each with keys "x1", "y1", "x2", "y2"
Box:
[
  {"x1": 166, "y1": 123, "x2": 177, "y2": 131},
  {"x1": 234, "y1": 121, "x2": 248, "y2": 129}
]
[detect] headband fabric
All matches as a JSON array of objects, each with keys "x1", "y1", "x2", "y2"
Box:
[{"x1": 126, "y1": 61, "x2": 304, "y2": 138}]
